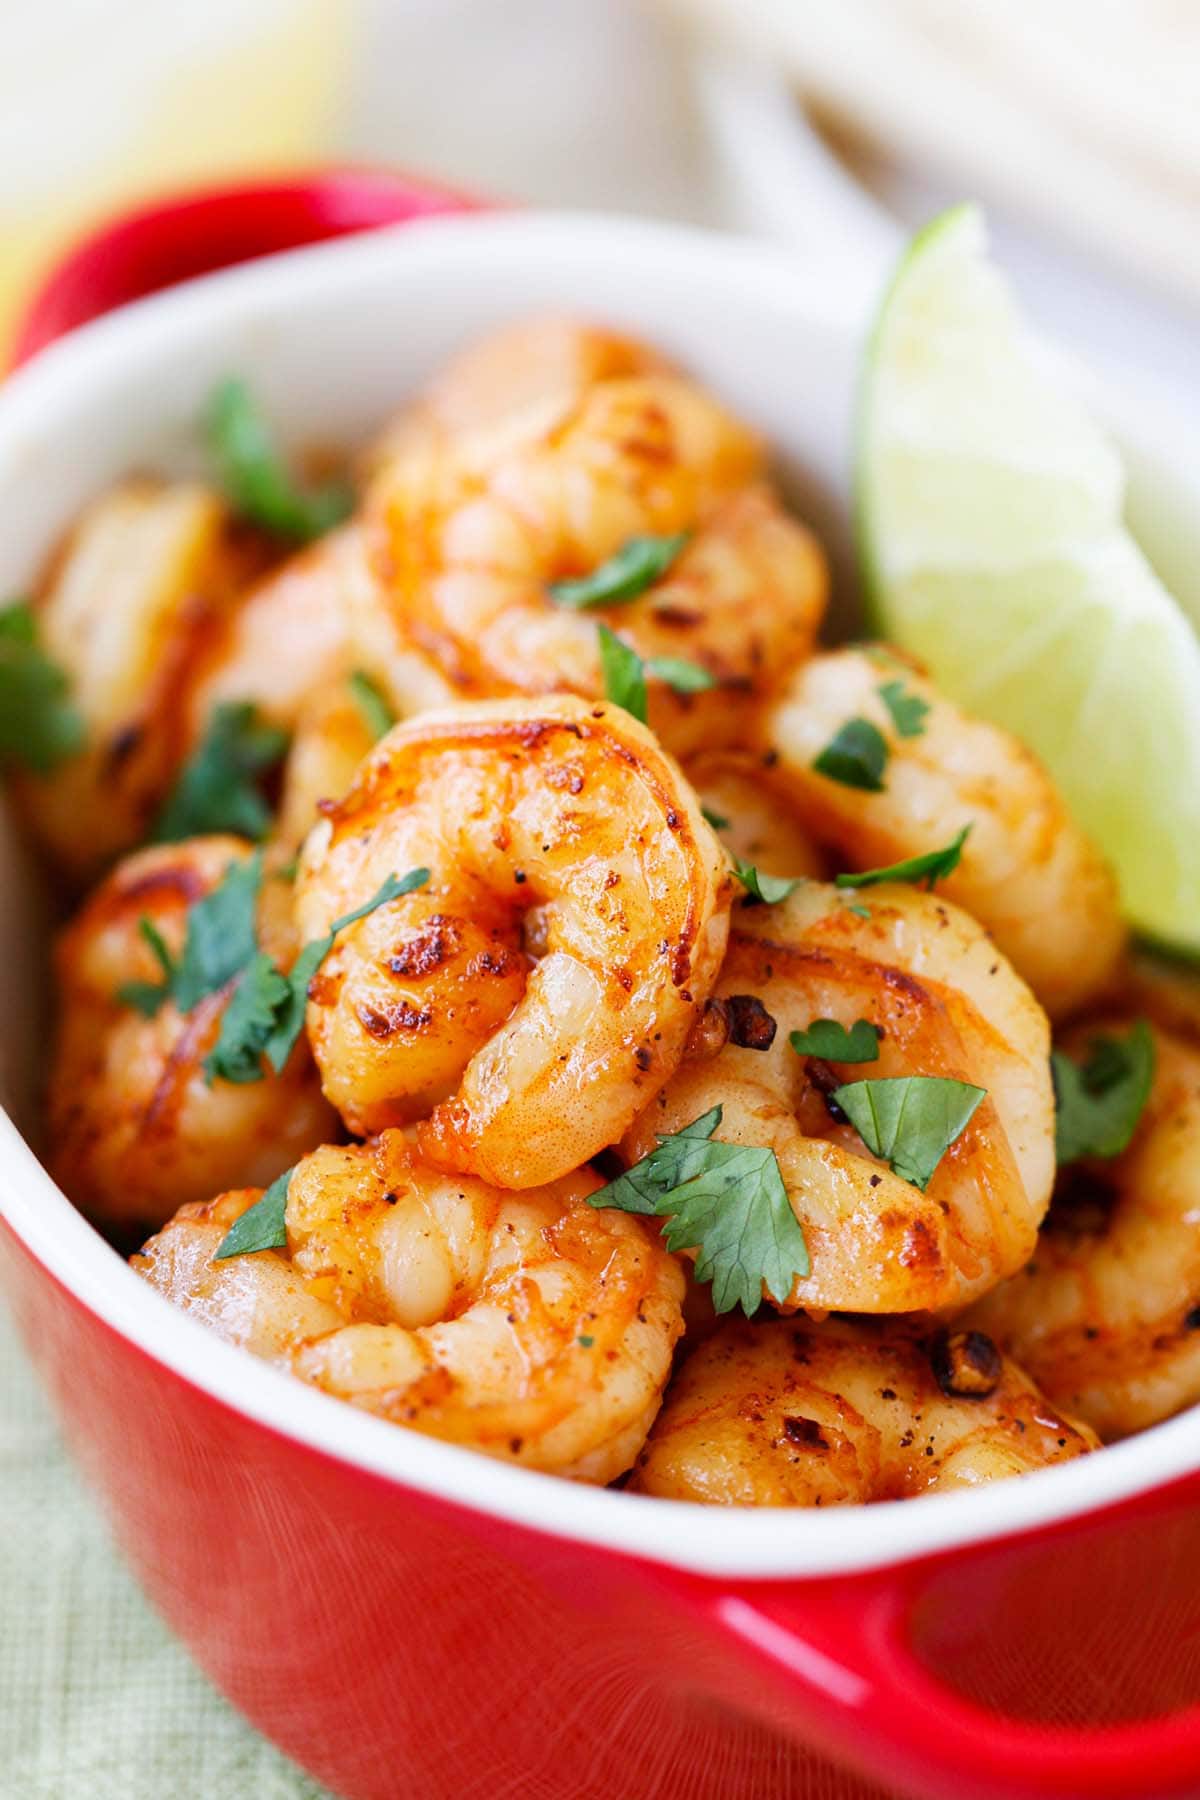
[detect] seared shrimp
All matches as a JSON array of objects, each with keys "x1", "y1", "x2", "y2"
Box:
[
  {"x1": 273, "y1": 681, "x2": 378, "y2": 856},
  {"x1": 765, "y1": 649, "x2": 1125, "y2": 1018},
  {"x1": 684, "y1": 748, "x2": 825, "y2": 883},
  {"x1": 135, "y1": 1130, "x2": 685, "y2": 1481},
  {"x1": 369, "y1": 359, "x2": 827, "y2": 758},
  {"x1": 296, "y1": 694, "x2": 731, "y2": 1186},
  {"x1": 186, "y1": 522, "x2": 456, "y2": 739},
  {"x1": 366, "y1": 317, "x2": 667, "y2": 481},
  {"x1": 620, "y1": 882, "x2": 1055, "y2": 1313},
  {"x1": 631, "y1": 1317, "x2": 1096, "y2": 1505},
  {"x1": 970, "y1": 1020, "x2": 1200, "y2": 1439},
  {"x1": 14, "y1": 480, "x2": 260, "y2": 880},
  {"x1": 48, "y1": 837, "x2": 336, "y2": 1232}
]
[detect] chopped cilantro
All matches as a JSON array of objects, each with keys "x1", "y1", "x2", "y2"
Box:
[
  {"x1": 832, "y1": 1076, "x2": 986, "y2": 1191},
  {"x1": 643, "y1": 654, "x2": 716, "y2": 695},
  {"x1": 812, "y1": 718, "x2": 889, "y2": 792},
  {"x1": 597, "y1": 625, "x2": 647, "y2": 722},
  {"x1": 213, "y1": 1165, "x2": 294, "y2": 1259},
  {"x1": 731, "y1": 857, "x2": 803, "y2": 905},
  {"x1": 154, "y1": 702, "x2": 289, "y2": 843},
  {"x1": 116, "y1": 851, "x2": 263, "y2": 1018},
  {"x1": 0, "y1": 600, "x2": 85, "y2": 774},
  {"x1": 206, "y1": 378, "x2": 353, "y2": 542},
  {"x1": 587, "y1": 1105, "x2": 808, "y2": 1314},
  {"x1": 348, "y1": 669, "x2": 395, "y2": 741},
  {"x1": 549, "y1": 533, "x2": 687, "y2": 609},
  {"x1": 877, "y1": 678, "x2": 930, "y2": 738},
  {"x1": 835, "y1": 826, "x2": 971, "y2": 893},
  {"x1": 789, "y1": 1018, "x2": 881, "y2": 1063},
  {"x1": 1052, "y1": 1019, "x2": 1155, "y2": 1165},
  {"x1": 700, "y1": 805, "x2": 730, "y2": 832}
]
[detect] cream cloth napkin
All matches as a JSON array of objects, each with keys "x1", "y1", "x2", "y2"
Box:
[
  {"x1": 664, "y1": 0, "x2": 1200, "y2": 309},
  {"x1": 0, "y1": 1302, "x2": 330, "y2": 1800}
]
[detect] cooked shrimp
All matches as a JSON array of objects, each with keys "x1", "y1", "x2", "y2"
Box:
[
  {"x1": 14, "y1": 480, "x2": 261, "y2": 880},
  {"x1": 620, "y1": 882, "x2": 1055, "y2": 1313},
  {"x1": 683, "y1": 747, "x2": 826, "y2": 882},
  {"x1": 631, "y1": 1317, "x2": 1096, "y2": 1505},
  {"x1": 135, "y1": 1130, "x2": 686, "y2": 1481},
  {"x1": 765, "y1": 648, "x2": 1125, "y2": 1018},
  {"x1": 186, "y1": 521, "x2": 456, "y2": 739},
  {"x1": 273, "y1": 681, "x2": 378, "y2": 856},
  {"x1": 296, "y1": 693, "x2": 731, "y2": 1186},
  {"x1": 970, "y1": 1020, "x2": 1200, "y2": 1439},
  {"x1": 48, "y1": 836, "x2": 336, "y2": 1232},
  {"x1": 369, "y1": 363, "x2": 827, "y2": 758},
  {"x1": 365, "y1": 317, "x2": 667, "y2": 482}
]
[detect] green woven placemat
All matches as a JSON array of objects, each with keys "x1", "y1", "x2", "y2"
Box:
[{"x1": 0, "y1": 1301, "x2": 332, "y2": 1800}]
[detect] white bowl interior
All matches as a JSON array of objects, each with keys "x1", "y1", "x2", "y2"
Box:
[{"x1": 1, "y1": 211, "x2": 1197, "y2": 1577}]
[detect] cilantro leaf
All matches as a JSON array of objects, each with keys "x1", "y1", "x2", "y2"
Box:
[
  {"x1": 115, "y1": 918, "x2": 180, "y2": 1016},
  {"x1": 835, "y1": 825, "x2": 971, "y2": 893},
  {"x1": 0, "y1": 600, "x2": 86, "y2": 774},
  {"x1": 643, "y1": 654, "x2": 716, "y2": 695},
  {"x1": 549, "y1": 533, "x2": 687, "y2": 610},
  {"x1": 205, "y1": 951, "x2": 292, "y2": 1084},
  {"x1": 700, "y1": 805, "x2": 730, "y2": 832},
  {"x1": 731, "y1": 857, "x2": 803, "y2": 905},
  {"x1": 832, "y1": 1076, "x2": 986, "y2": 1190},
  {"x1": 597, "y1": 624, "x2": 648, "y2": 722},
  {"x1": 204, "y1": 866, "x2": 431, "y2": 1084},
  {"x1": 155, "y1": 702, "x2": 289, "y2": 843},
  {"x1": 587, "y1": 1105, "x2": 808, "y2": 1314},
  {"x1": 789, "y1": 1018, "x2": 881, "y2": 1063},
  {"x1": 172, "y1": 851, "x2": 264, "y2": 1012},
  {"x1": 1052, "y1": 1019, "x2": 1155, "y2": 1165},
  {"x1": 877, "y1": 678, "x2": 930, "y2": 738},
  {"x1": 213, "y1": 1164, "x2": 295, "y2": 1259},
  {"x1": 206, "y1": 378, "x2": 353, "y2": 543},
  {"x1": 348, "y1": 669, "x2": 395, "y2": 741},
  {"x1": 812, "y1": 717, "x2": 889, "y2": 792},
  {"x1": 118, "y1": 853, "x2": 263, "y2": 1019}
]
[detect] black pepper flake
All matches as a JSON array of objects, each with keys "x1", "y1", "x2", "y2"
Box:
[
  {"x1": 782, "y1": 1416, "x2": 827, "y2": 1450},
  {"x1": 725, "y1": 993, "x2": 778, "y2": 1052}
]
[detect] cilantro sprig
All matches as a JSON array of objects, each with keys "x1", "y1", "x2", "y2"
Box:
[
  {"x1": 549, "y1": 533, "x2": 688, "y2": 610},
  {"x1": 588, "y1": 1105, "x2": 808, "y2": 1314},
  {"x1": 214, "y1": 1164, "x2": 294, "y2": 1260},
  {"x1": 789, "y1": 1018, "x2": 881, "y2": 1063},
  {"x1": 877, "y1": 679, "x2": 930, "y2": 739},
  {"x1": 348, "y1": 670, "x2": 395, "y2": 742},
  {"x1": 834, "y1": 826, "x2": 971, "y2": 893},
  {"x1": 1052, "y1": 1020, "x2": 1154, "y2": 1165},
  {"x1": 206, "y1": 378, "x2": 353, "y2": 543},
  {"x1": 832, "y1": 1076, "x2": 986, "y2": 1190},
  {"x1": 118, "y1": 852, "x2": 429, "y2": 1085},
  {"x1": 0, "y1": 600, "x2": 86, "y2": 774},
  {"x1": 813, "y1": 717, "x2": 889, "y2": 792},
  {"x1": 596, "y1": 624, "x2": 714, "y2": 724},
  {"x1": 155, "y1": 702, "x2": 289, "y2": 843},
  {"x1": 730, "y1": 857, "x2": 803, "y2": 905}
]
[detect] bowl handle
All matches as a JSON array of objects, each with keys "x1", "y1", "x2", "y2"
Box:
[
  {"x1": 8, "y1": 167, "x2": 482, "y2": 368},
  {"x1": 698, "y1": 1474, "x2": 1200, "y2": 1800}
]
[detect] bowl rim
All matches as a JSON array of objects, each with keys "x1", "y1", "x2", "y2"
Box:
[{"x1": 2, "y1": 208, "x2": 1196, "y2": 1580}]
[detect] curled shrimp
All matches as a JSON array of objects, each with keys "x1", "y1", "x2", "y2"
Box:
[
  {"x1": 134, "y1": 1130, "x2": 685, "y2": 1482},
  {"x1": 14, "y1": 479, "x2": 260, "y2": 881},
  {"x1": 365, "y1": 317, "x2": 667, "y2": 483},
  {"x1": 970, "y1": 1019, "x2": 1200, "y2": 1439},
  {"x1": 765, "y1": 648, "x2": 1125, "y2": 1019},
  {"x1": 186, "y1": 521, "x2": 456, "y2": 742},
  {"x1": 368, "y1": 346, "x2": 827, "y2": 758},
  {"x1": 296, "y1": 693, "x2": 731, "y2": 1187},
  {"x1": 631, "y1": 1317, "x2": 1097, "y2": 1505},
  {"x1": 48, "y1": 836, "x2": 336, "y2": 1232},
  {"x1": 683, "y1": 747, "x2": 826, "y2": 883},
  {"x1": 620, "y1": 881, "x2": 1055, "y2": 1313}
]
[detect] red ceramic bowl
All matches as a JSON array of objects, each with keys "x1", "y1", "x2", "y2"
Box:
[{"x1": 4, "y1": 177, "x2": 1200, "y2": 1800}]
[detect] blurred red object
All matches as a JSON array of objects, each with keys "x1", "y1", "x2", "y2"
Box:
[{"x1": 8, "y1": 168, "x2": 479, "y2": 368}]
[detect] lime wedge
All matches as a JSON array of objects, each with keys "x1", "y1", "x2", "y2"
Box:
[{"x1": 858, "y1": 205, "x2": 1200, "y2": 954}]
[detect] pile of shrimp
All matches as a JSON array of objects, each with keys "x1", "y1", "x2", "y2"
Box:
[{"x1": 20, "y1": 314, "x2": 1188, "y2": 1505}]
